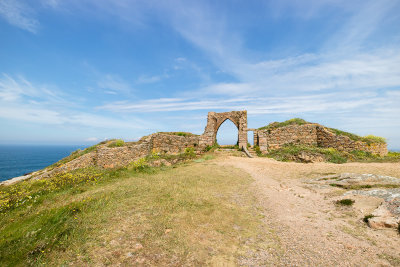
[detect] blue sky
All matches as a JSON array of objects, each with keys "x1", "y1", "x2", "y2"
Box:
[{"x1": 0, "y1": 0, "x2": 400, "y2": 148}]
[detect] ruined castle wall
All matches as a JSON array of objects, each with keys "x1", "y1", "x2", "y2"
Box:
[
  {"x1": 33, "y1": 133, "x2": 201, "y2": 180},
  {"x1": 150, "y1": 133, "x2": 200, "y2": 154},
  {"x1": 257, "y1": 124, "x2": 318, "y2": 153},
  {"x1": 316, "y1": 127, "x2": 388, "y2": 156},
  {"x1": 256, "y1": 124, "x2": 387, "y2": 156}
]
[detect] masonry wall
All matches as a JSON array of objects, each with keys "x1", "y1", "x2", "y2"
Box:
[
  {"x1": 316, "y1": 127, "x2": 388, "y2": 156},
  {"x1": 149, "y1": 133, "x2": 200, "y2": 154},
  {"x1": 33, "y1": 133, "x2": 201, "y2": 180},
  {"x1": 257, "y1": 124, "x2": 318, "y2": 153},
  {"x1": 256, "y1": 124, "x2": 387, "y2": 156}
]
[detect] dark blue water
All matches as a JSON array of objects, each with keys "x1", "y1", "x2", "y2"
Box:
[{"x1": 0, "y1": 145, "x2": 85, "y2": 182}]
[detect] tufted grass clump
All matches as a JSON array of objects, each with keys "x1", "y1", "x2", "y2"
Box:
[{"x1": 335, "y1": 199, "x2": 355, "y2": 206}]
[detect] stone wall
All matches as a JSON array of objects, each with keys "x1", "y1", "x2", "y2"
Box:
[
  {"x1": 33, "y1": 133, "x2": 201, "y2": 180},
  {"x1": 256, "y1": 124, "x2": 387, "y2": 156},
  {"x1": 149, "y1": 133, "x2": 200, "y2": 154},
  {"x1": 256, "y1": 124, "x2": 319, "y2": 153},
  {"x1": 316, "y1": 127, "x2": 388, "y2": 156}
]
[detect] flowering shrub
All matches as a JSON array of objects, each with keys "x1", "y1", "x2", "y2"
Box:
[{"x1": 128, "y1": 158, "x2": 149, "y2": 171}]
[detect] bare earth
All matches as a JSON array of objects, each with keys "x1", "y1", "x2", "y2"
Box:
[{"x1": 218, "y1": 156, "x2": 400, "y2": 266}]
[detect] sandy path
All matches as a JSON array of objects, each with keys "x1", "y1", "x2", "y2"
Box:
[{"x1": 219, "y1": 156, "x2": 400, "y2": 266}]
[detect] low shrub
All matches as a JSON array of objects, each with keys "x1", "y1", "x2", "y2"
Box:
[
  {"x1": 205, "y1": 142, "x2": 220, "y2": 152},
  {"x1": 335, "y1": 199, "x2": 355, "y2": 206},
  {"x1": 184, "y1": 147, "x2": 196, "y2": 158},
  {"x1": 363, "y1": 214, "x2": 375, "y2": 223},
  {"x1": 254, "y1": 145, "x2": 262, "y2": 156},
  {"x1": 128, "y1": 158, "x2": 149, "y2": 172}
]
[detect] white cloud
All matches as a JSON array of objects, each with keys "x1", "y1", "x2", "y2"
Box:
[
  {"x1": 85, "y1": 137, "x2": 99, "y2": 142},
  {"x1": 0, "y1": 74, "x2": 152, "y2": 131},
  {"x1": 0, "y1": 0, "x2": 39, "y2": 33},
  {"x1": 97, "y1": 74, "x2": 132, "y2": 94},
  {"x1": 136, "y1": 74, "x2": 169, "y2": 84}
]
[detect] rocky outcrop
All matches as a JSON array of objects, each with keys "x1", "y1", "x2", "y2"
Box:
[{"x1": 309, "y1": 173, "x2": 400, "y2": 230}]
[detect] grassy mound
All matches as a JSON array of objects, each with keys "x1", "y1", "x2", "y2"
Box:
[{"x1": 258, "y1": 118, "x2": 309, "y2": 130}]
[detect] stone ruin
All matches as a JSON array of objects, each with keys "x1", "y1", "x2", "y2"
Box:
[
  {"x1": 199, "y1": 111, "x2": 248, "y2": 149},
  {"x1": 24, "y1": 110, "x2": 388, "y2": 181}
]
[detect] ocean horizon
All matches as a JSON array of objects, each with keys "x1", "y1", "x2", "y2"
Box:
[{"x1": 0, "y1": 144, "x2": 86, "y2": 182}]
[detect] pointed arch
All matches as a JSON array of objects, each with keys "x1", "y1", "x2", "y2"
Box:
[{"x1": 199, "y1": 110, "x2": 248, "y2": 149}]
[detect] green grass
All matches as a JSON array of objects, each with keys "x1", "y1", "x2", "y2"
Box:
[
  {"x1": 158, "y1": 132, "x2": 198, "y2": 137},
  {"x1": 335, "y1": 199, "x2": 355, "y2": 206},
  {"x1": 350, "y1": 150, "x2": 400, "y2": 162},
  {"x1": 258, "y1": 118, "x2": 309, "y2": 130},
  {"x1": 327, "y1": 128, "x2": 386, "y2": 144},
  {"x1": 265, "y1": 144, "x2": 347, "y2": 164},
  {"x1": 107, "y1": 139, "x2": 125, "y2": 148},
  {"x1": 0, "y1": 158, "x2": 271, "y2": 266}
]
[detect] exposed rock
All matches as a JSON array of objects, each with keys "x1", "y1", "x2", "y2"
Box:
[
  {"x1": 368, "y1": 204, "x2": 400, "y2": 229},
  {"x1": 292, "y1": 152, "x2": 325, "y2": 163}
]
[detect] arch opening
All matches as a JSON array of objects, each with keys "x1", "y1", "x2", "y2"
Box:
[{"x1": 216, "y1": 119, "x2": 239, "y2": 146}]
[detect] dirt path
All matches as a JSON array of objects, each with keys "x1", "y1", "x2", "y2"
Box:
[{"x1": 219, "y1": 156, "x2": 400, "y2": 266}]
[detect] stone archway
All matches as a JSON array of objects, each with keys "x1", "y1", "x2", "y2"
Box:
[{"x1": 199, "y1": 111, "x2": 248, "y2": 149}]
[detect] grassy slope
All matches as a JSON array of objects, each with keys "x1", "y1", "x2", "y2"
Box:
[{"x1": 0, "y1": 156, "x2": 272, "y2": 266}]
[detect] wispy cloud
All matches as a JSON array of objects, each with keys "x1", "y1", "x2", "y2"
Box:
[
  {"x1": 97, "y1": 74, "x2": 133, "y2": 94},
  {"x1": 0, "y1": 74, "x2": 151, "y2": 130},
  {"x1": 136, "y1": 74, "x2": 168, "y2": 84},
  {"x1": 0, "y1": 0, "x2": 39, "y2": 33},
  {"x1": 97, "y1": 91, "x2": 388, "y2": 115}
]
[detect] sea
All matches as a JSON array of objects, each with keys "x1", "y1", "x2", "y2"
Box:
[{"x1": 0, "y1": 145, "x2": 86, "y2": 182}]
